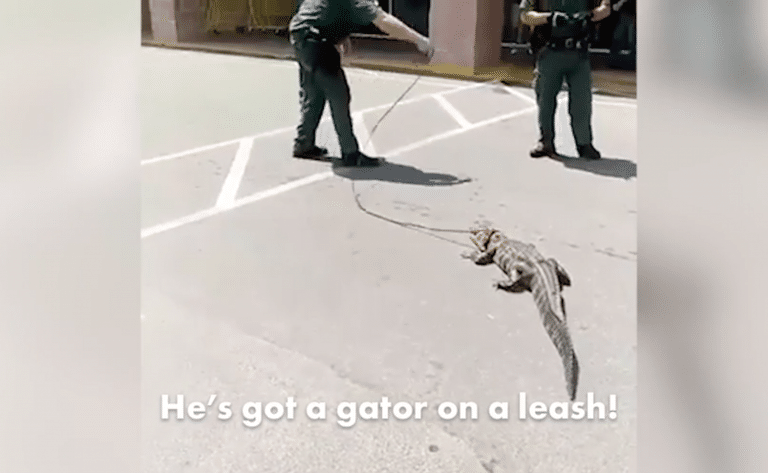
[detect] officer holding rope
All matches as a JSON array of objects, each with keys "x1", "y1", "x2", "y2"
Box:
[
  {"x1": 520, "y1": 0, "x2": 611, "y2": 160},
  {"x1": 289, "y1": 0, "x2": 434, "y2": 167}
]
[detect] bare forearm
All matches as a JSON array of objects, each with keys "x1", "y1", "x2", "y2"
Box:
[
  {"x1": 592, "y1": 0, "x2": 611, "y2": 22},
  {"x1": 373, "y1": 11, "x2": 426, "y2": 44},
  {"x1": 522, "y1": 0, "x2": 612, "y2": 26},
  {"x1": 520, "y1": 11, "x2": 552, "y2": 27}
]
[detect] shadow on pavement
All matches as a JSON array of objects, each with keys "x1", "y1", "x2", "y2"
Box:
[
  {"x1": 550, "y1": 154, "x2": 637, "y2": 180},
  {"x1": 330, "y1": 159, "x2": 473, "y2": 187}
]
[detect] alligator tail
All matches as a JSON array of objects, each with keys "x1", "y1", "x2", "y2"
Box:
[{"x1": 538, "y1": 301, "x2": 580, "y2": 401}]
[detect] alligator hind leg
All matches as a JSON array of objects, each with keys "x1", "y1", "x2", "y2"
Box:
[
  {"x1": 548, "y1": 258, "x2": 572, "y2": 287},
  {"x1": 495, "y1": 266, "x2": 532, "y2": 293}
]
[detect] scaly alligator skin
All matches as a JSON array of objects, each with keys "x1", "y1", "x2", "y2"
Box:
[{"x1": 462, "y1": 226, "x2": 579, "y2": 401}]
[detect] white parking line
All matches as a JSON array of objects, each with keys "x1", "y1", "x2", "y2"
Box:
[
  {"x1": 142, "y1": 129, "x2": 290, "y2": 166},
  {"x1": 144, "y1": 138, "x2": 243, "y2": 164},
  {"x1": 141, "y1": 171, "x2": 335, "y2": 239},
  {"x1": 504, "y1": 86, "x2": 538, "y2": 105},
  {"x1": 347, "y1": 68, "x2": 466, "y2": 88},
  {"x1": 142, "y1": 101, "x2": 542, "y2": 240},
  {"x1": 375, "y1": 94, "x2": 570, "y2": 158},
  {"x1": 141, "y1": 79, "x2": 494, "y2": 166},
  {"x1": 382, "y1": 104, "x2": 539, "y2": 157},
  {"x1": 216, "y1": 137, "x2": 255, "y2": 209},
  {"x1": 593, "y1": 99, "x2": 637, "y2": 108},
  {"x1": 501, "y1": 84, "x2": 636, "y2": 109},
  {"x1": 354, "y1": 113, "x2": 377, "y2": 155},
  {"x1": 433, "y1": 94, "x2": 472, "y2": 129},
  {"x1": 141, "y1": 89, "x2": 627, "y2": 240}
]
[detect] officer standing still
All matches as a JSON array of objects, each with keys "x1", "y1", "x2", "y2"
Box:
[
  {"x1": 519, "y1": 0, "x2": 611, "y2": 160},
  {"x1": 289, "y1": 0, "x2": 434, "y2": 167}
]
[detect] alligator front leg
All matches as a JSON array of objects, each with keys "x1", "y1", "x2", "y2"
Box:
[{"x1": 462, "y1": 249, "x2": 495, "y2": 266}]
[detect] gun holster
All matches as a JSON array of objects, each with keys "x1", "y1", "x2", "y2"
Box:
[{"x1": 529, "y1": 23, "x2": 552, "y2": 55}]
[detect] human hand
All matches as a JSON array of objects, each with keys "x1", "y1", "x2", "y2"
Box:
[
  {"x1": 550, "y1": 11, "x2": 569, "y2": 27},
  {"x1": 415, "y1": 36, "x2": 434, "y2": 59},
  {"x1": 613, "y1": 0, "x2": 629, "y2": 11},
  {"x1": 571, "y1": 11, "x2": 593, "y2": 21},
  {"x1": 336, "y1": 37, "x2": 352, "y2": 55},
  {"x1": 592, "y1": 2, "x2": 612, "y2": 21},
  {"x1": 570, "y1": 11, "x2": 593, "y2": 27}
]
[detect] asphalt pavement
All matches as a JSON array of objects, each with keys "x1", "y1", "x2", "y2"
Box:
[{"x1": 141, "y1": 46, "x2": 637, "y2": 473}]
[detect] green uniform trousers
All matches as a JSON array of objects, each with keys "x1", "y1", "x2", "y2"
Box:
[
  {"x1": 533, "y1": 47, "x2": 593, "y2": 147},
  {"x1": 291, "y1": 33, "x2": 360, "y2": 156}
]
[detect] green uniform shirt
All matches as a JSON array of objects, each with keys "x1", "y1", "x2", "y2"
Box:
[
  {"x1": 519, "y1": 0, "x2": 596, "y2": 38},
  {"x1": 290, "y1": 0, "x2": 381, "y2": 44},
  {"x1": 519, "y1": 0, "x2": 592, "y2": 15}
]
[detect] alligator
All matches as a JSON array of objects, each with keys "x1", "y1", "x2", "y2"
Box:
[{"x1": 462, "y1": 226, "x2": 579, "y2": 401}]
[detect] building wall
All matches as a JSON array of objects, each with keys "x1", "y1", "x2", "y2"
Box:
[
  {"x1": 149, "y1": 0, "x2": 208, "y2": 42},
  {"x1": 144, "y1": 0, "x2": 634, "y2": 70},
  {"x1": 142, "y1": 0, "x2": 152, "y2": 34}
]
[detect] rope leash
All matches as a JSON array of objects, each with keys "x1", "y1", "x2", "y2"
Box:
[{"x1": 348, "y1": 74, "x2": 506, "y2": 248}]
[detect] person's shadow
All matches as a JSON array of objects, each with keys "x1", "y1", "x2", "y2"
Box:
[
  {"x1": 321, "y1": 157, "x2": 473, "y2": 187},
  {"x1": 548, "y1": 154, "x2": 637, "y2": 180}
]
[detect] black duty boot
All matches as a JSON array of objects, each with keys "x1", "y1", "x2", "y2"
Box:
[
  {"x1": 577, "y1": 143, "x2": 602, "y2": 160},
  {"x1": 340, "y1": 150, "x2": 383, "y2": 167},
  {"x1": 530, "y1": 141, "x2": 557, "y2": 158},
  {"x1": 293, "y1": 145, "x2": 328, "y2": 159}
]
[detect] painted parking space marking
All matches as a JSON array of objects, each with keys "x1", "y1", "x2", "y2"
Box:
[
  {"x1": 141, "y1": 171, "x2": 335, "y2": 239},
  {"x1": 354, "y1": 112, "x2": 378, "y2": 155},
  {"x1": 142, "y1": 67, "x2": 634, "y2": 240},
  {"x1": 433, "y1": 94, "x2": 473, "y2": 129},
  {"x1": 141, "y1": 79, "x2": 497, "y2": 167},
  {"x1": 216, "y1": 137, "x2": 255, "y2": 210},
  {"x1": 141, "y1": 101, "x2": 550, "y2": 239}
]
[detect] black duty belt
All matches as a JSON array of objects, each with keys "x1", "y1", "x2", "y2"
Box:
[
  {"x1": 292, "y1": 26, "x2": 329, "y2": 43},
  {"x1": 547, "y1": 37, "x2": 589, "y2": 50}
]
